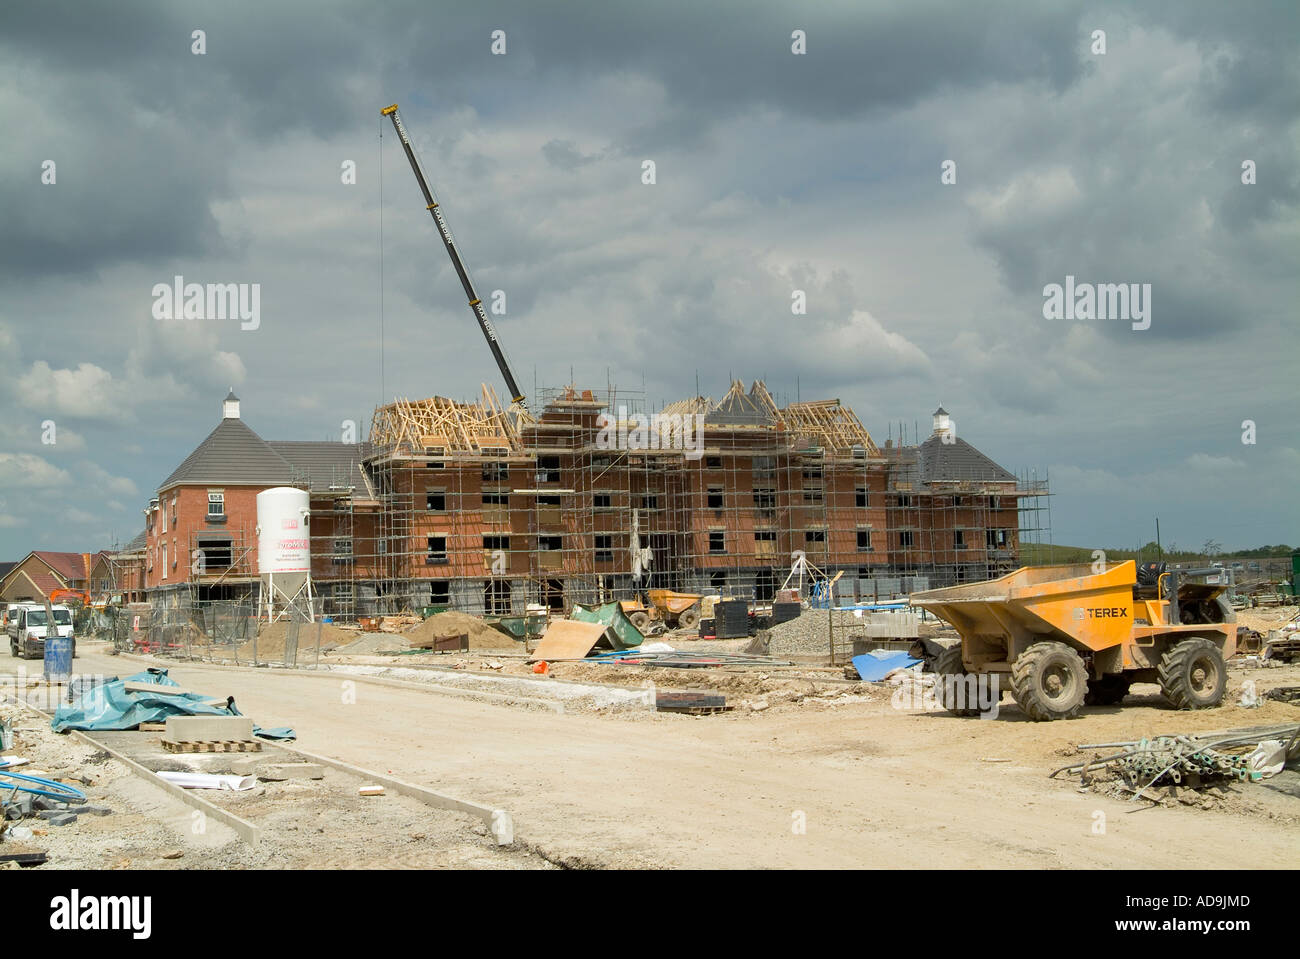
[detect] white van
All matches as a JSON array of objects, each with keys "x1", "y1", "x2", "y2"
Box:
[{"x1": 6, "y1": 604, "x2": 76, "y2": 660}]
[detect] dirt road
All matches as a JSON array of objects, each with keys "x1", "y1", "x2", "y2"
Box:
[{"x1": 72, "y1": 648, "x2": 1300, "y2": 868}]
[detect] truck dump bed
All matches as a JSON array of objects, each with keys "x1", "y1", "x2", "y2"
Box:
[{"x1": 910, "y1": 562, "x2": 1140, "y2": 652}]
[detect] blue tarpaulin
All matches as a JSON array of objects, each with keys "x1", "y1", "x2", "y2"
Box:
[
  {"x1": 851, "y1": 651, "x2": 921, "y2": 682},
  {"x1": 51, "y1": 667, "x2": 294, "y2": 740}
]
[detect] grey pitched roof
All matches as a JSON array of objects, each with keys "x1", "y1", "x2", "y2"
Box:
[
  {"x1": 268, "y1": 442, "x2": 375, "y2": 498},
  {"x1": 0, "y1": 562, "x2": 16, "y2": 580},
  {"x1": 917, "y1": 435, "x2": 1017, "y2": 485},
  {"x1": 705, "y1": 384, "x2": 776, "y2": 426},
  {"x1": 120, "y1": 530, "x2": 147, "y2": 553},
  {"x1": 159, "y1": 417, "x2": 296, "y2": 491}
]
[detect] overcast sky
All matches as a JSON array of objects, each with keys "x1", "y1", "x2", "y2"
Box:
[{"x1": 0, "y1": 0, "x2": 1296, "y2": 558}]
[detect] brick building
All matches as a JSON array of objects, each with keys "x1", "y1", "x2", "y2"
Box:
[{"x1": 134, "y1": 384, "x2": 1046, "y2": 620}]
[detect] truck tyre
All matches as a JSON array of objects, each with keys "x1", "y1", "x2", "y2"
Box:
[
  {"x1": 1158, "y1": 637, "x2": 1226, "y2": 709},
  {"x1": 677, "y1": 608, "x2": 700, "y2": 630},
  {"x1": 933, "y1": 644, "x2": 981, "y2": 716},
  {"x1": 1084, "y1": 675, "x2": 1131, "y2": 706},
  {"x1": 628, "y1": 611, "x2": 650, "y2": 630},
  {"x1": 1010, "y1": 641, "x2": 1086, "y2": 721}
]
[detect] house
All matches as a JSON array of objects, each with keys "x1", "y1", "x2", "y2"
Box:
[{"x1": 0, "y1": 550, "x2": 99, "y2": 603}]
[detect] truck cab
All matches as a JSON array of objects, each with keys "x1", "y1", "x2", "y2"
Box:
[{"x1": 7, "y1": 604, "x2": 76, "y2": 660}]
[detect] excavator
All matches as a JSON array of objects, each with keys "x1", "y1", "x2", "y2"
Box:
[{"x1": 381, "y1": 104, "x2": 527, "y2": 411}]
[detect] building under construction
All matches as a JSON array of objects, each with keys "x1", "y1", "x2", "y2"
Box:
[{"x1": 300, "y1": 380, "x2": 1049, "y2": 620}]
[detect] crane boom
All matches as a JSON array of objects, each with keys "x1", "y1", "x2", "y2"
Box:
[{"x1": 381, "y1": 103, "x2": 526, "y2": 408}]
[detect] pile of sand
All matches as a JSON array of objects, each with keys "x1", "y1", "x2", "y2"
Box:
[
  {"x1": 206, "y1": 620, "x2": 359, "y2": 662},
  {"x1": 404, "y1": 611, "x2": 519, "y2": 650}
]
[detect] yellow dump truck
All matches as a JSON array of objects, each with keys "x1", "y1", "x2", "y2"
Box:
[
  {"x1": 910, "y1": 561, "x2": 1236, "y2": 721},
  {"x1": 619, "y1": 590, "x2": 703, "y2": 631}
]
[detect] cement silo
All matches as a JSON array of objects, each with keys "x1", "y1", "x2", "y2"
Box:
[{"x1": 256, "y1": 487, "x2": 314, "y2": 622}]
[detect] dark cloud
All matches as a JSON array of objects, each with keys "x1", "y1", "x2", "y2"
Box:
[{"x1": 0, "y1": 0, "x2": 1296, "y2": 555}]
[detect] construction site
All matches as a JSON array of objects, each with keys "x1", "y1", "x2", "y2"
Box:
[{"x1": 2, "y1": 103, "x2": 1296, "y2": 882}]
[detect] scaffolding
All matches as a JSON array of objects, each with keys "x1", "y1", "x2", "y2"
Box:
[{"x1": 294, "y1": 379, "x2": 1048, "y2": 619}]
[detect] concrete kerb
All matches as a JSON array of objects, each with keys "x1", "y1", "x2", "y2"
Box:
[
  {"x1": 19, "y1": 701, "x2": 262, "y2": 847},
  {"x1": 107, "y1": 648, "x2": 659, "y2": 712},
  {"x1": 107, "y1": 650, "x2": 567, "y2": 713},
  {"x1": 273, "y1": 741, "x2": 514, "y2": 846}
]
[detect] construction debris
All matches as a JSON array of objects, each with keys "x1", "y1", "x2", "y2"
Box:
[{"x1": 1051, "y1": 723, "x2": 1300, "y2": 800}]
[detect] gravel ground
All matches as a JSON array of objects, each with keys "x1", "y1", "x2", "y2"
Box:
[{"x1": 0, "y1": 683, "x2": 550, "y2": 870}]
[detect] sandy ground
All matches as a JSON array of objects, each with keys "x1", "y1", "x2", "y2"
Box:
[{"x1": 43, "y1": 641, "x2": 1300, "y2": 869}]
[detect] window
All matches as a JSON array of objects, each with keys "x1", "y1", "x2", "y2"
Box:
[
  {"x1": 707, "y1": 486, "x2": 724, "y2": 509},
  {"x1": 899, "y1": 530, "x2": 914, "y2": 548},
  {"x1": 426, "y1": 536, "x2": 447, "y2": 563},
  {"x1": 754, "y1": 531, "x2": 776, "y2": 542},
  {"x1": 710, "y1": 571, "x2": 727, "y2": 590},
  {"x1": 429, "y1": 581, "x2": 450, "y2": 605},
  {"x1": 482, "y1": 492, "x2": 509, "y2": 507},
  {"x1": 802, "y1": 486, "x2": 823, "y2": 504},
  {"x1": 332, "y1": 538, "x2": 353, "y2": 564},
  {"x1": 640, "y1": 495, "x2": 658, "y2": 510},
  {"x1": 709, "y1": 531, "x2": 725, "y2": 553},
  {"x1": 593, "y1": 493, "x2": 612, "y2": 509},
  {"x1": 207, "y1": 491, "x2": 225, "y2": 517},
  {"x1": 482, "y1": 462, "x2": 508, "y2": 482},
  {"x1": 802, "y1": 467, "x2": 822, "y2": 481},
  {"x1": 804, "y1": 530, "x2": 825, "y2": 543},
  {"x1": 594, "y1": 535, "x2": 614, "y2": 563},
  {"x1": 954, "y1": 530, "x2": 966, "y2": 551},
  {"x1": 953, "y1": 496, "x2": 963, "y2": 507},
  {"x1": 161, "y1": 543, "x2": 167, "y2": 578},
  {"x1": 199, "y1": 539, "x2": 233, "y2": 569},
  {"x1": 896, "y1": 494, "x2": 912, "y2": 508},
  {"x1": 535, "y1": 455, "x2": 561, "y2": 484},
  {"x1": 538, "y1": 535, "x2": 562, "y2": 551},
  {"x1": 426, "y1": 490, "x2": 446, "y2": 511},
  {"x1": 856, "y1": 487, "x2": 868, "y2": 508},
  {"x1": 752, "y1": 488, "x2": 775, "y2": 509},
  {"x1": 537, "y1": 495, "x2": 562, "y2": 507},
  {"x1": 857, "y1": 530, "x2": 872, "y2": 551},
  {"x1": 705, "y1": 456, "x2": 723, "y2": 469},
  {"x1": 483, "y1": 535, "x2": 510, "y2": 551},
  {"x1": 986, "y1": 528, "x2": 1009, "y2": 549}
]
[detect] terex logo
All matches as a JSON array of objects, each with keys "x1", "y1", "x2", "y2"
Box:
[
  {"x1": 1086, "y1": 607, "x2": 1128, "y2": 619},
  {"x1": 50, "y1": 889, "x2": 151, "y2": 939}
]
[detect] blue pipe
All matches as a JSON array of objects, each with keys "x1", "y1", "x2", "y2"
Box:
[{"x1": 0, "y1": 766, "x2": 87, "y2": 802}]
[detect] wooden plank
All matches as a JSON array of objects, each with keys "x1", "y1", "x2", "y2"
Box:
[{"x1": 527, "y1": 619, "x2": 609, "y2": 662}]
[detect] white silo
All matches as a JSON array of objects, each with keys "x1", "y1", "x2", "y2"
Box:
[{"x1": 256, "y1": 487, "x2": 314, "y2": 622}]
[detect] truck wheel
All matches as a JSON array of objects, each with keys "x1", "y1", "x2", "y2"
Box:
[
  {"x1": 1158, "y1": 638, "x2": 1226, "y2": 709},
  {"x1": 1010, "y1": 641, "x2": 1086, "y2": 721},
  {"x1": 9, "y1": 640, "x2": 17, "y2": 658},
  {"x1": 933, "y1": 644, "x2": 980, "y2": 716},
  {"x1": 628, "y1": 611, "x2": 650, "y2": 630},
  {"x1": 677, "y1": 608, "x2": 700, "y2": 629},
  {"x1": 1084, "y1": 675, "x2": 1131, "y2": 706}
]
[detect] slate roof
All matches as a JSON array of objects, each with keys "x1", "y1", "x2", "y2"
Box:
[
  {"x1": 269, "y1": 442, "x2": 375, "y2": 498},
  {"x1": 917, "y1": 434, "x2": 1017, "y2": 485},
  {"x1": 0, "y1": 562, "x2": 16, "y2": 581},
  {"x1": 159, "y1": 418, "x2": 296, "y2": 490},
  {"x1": 157, "y1": 413, "x2": 377, "y2": 498},
  {"x1": 119, "y1": 530, "x2": 148, "y2": 554}
]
